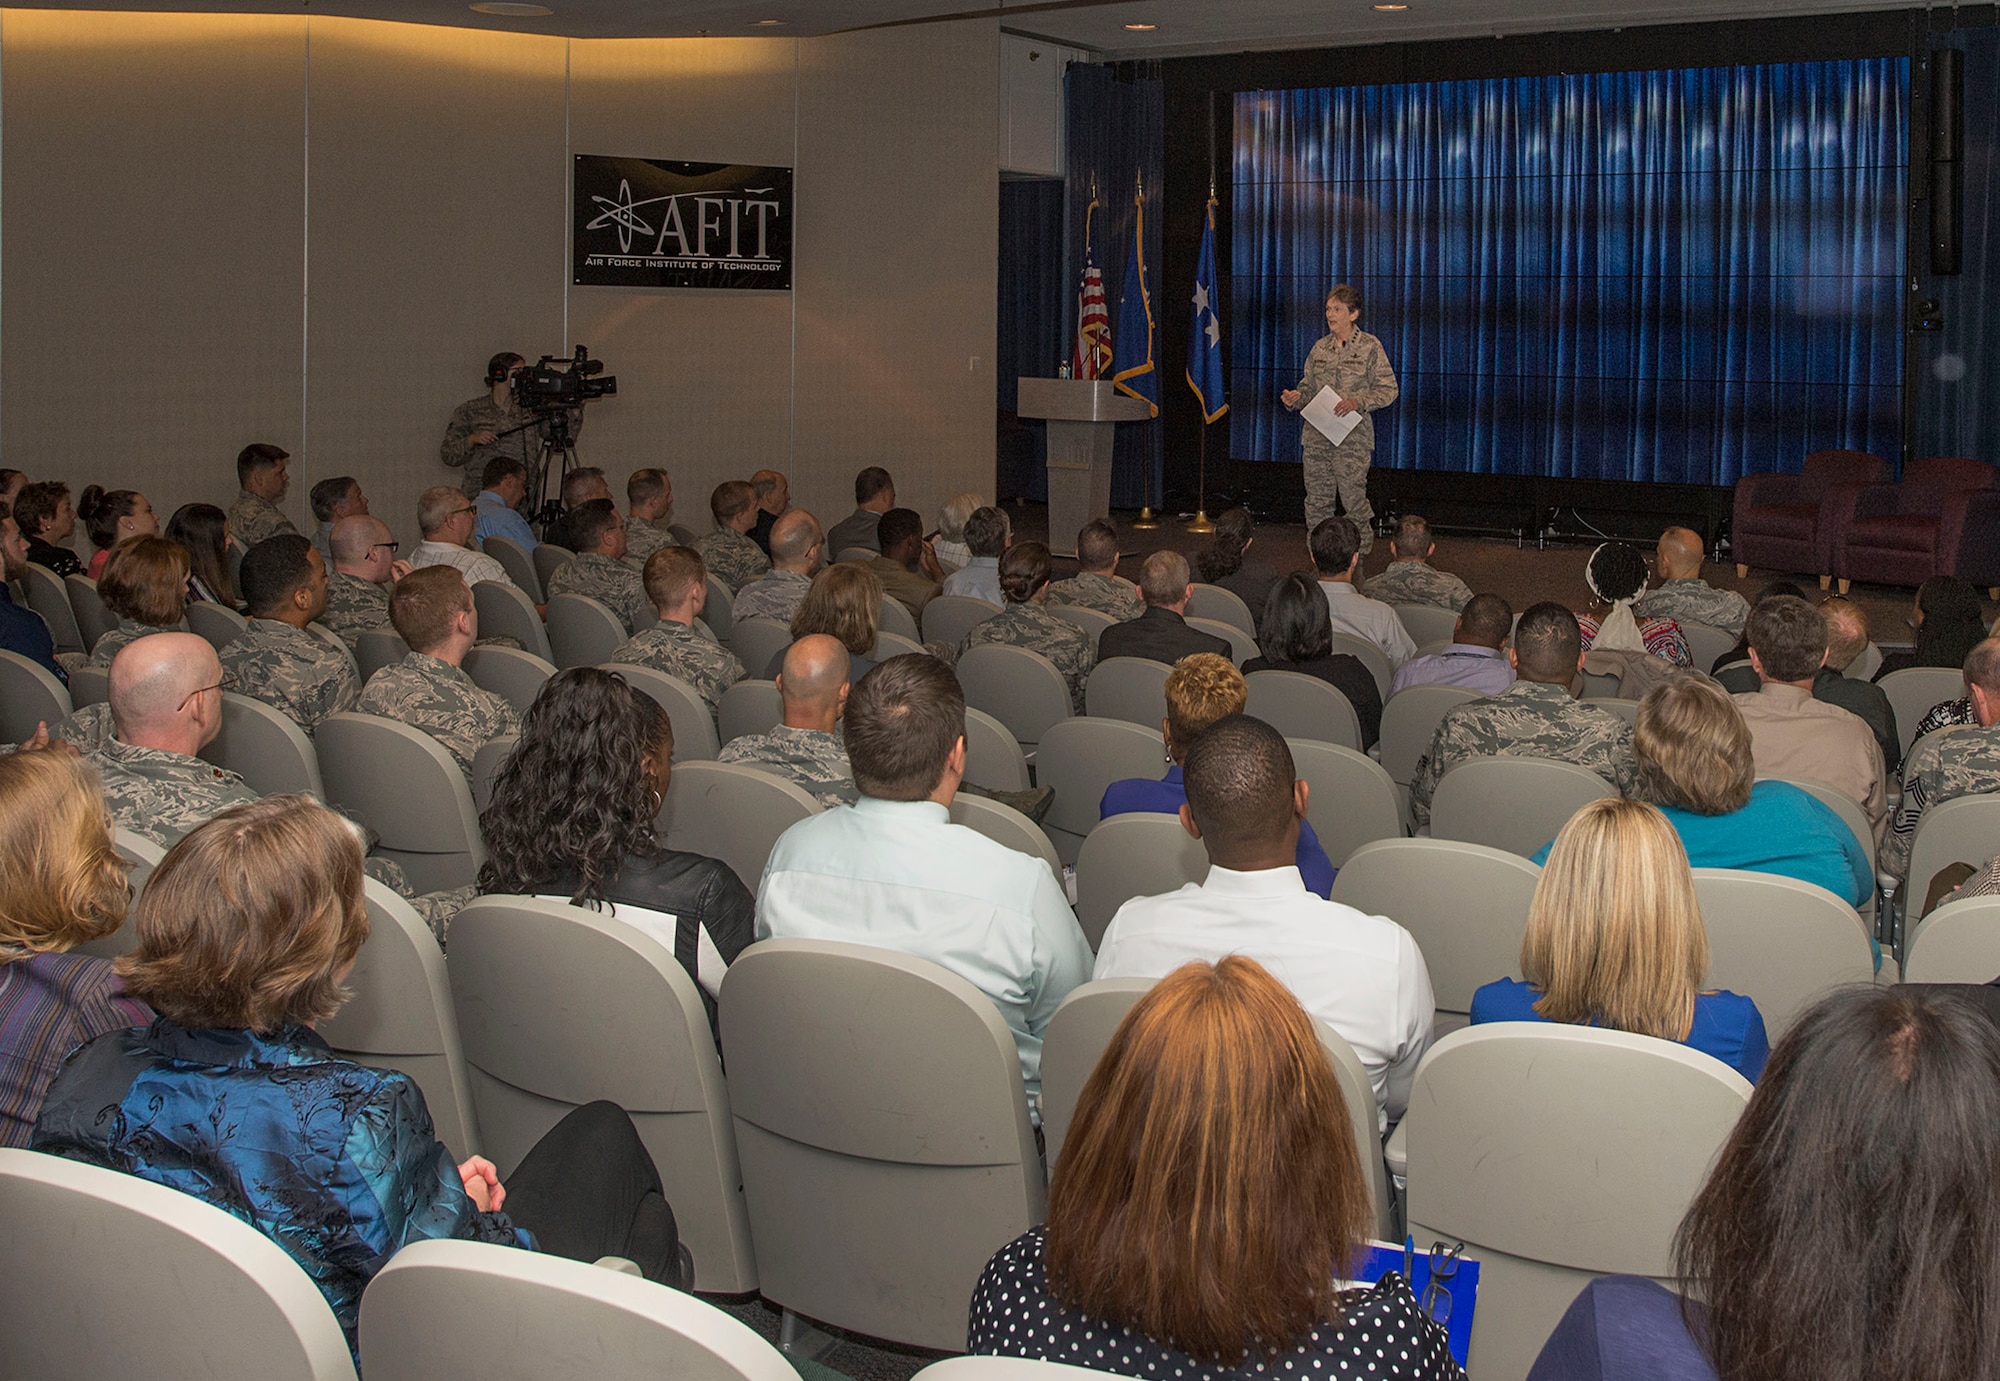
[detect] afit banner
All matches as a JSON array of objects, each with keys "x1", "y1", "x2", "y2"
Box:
[{"x1": 574, "y1": 155, "x2": 793, "y2": 290}]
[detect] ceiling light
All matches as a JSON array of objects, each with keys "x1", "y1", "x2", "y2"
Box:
[
  {"x1": 469, "y1": 2, "x2": 554, "y2": 14},
  {"x1": 754, "y1": 17, "x2": 785, "y2": 24},
  {"x1": 1372, "y1": 3, "x2": 1409, "y2": 9},
  {"x1": 1123, "y1": 22, "x2": 1158, "y2": 30}
]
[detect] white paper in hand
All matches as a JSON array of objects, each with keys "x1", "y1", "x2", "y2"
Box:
[{"x1": 1301, "y1": 385, "x2": 1362, "y2": 446}]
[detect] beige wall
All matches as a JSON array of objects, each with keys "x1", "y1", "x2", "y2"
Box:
[{"x1": 0, "y1": 10, "x2": 998, "y2": 552}]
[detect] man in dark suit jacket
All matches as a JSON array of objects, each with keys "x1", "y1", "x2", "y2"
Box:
[{"x1": 1097, "y1": 549, "x2": 1232, "y2": 667}]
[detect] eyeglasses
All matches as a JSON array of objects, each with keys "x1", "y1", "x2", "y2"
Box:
[
  {"x1": 452, "y1": 507, "x2": 476, "y2": 520},
  {"x1": 1421, "y1": 1240, "x2": 1464, "y2": 1327},
  {"x1": 177, "y1": 670, "x2": 238, "y2": 713},
  {"x1": 368, "y1": 541, "x2": 400, "y2": 555}
]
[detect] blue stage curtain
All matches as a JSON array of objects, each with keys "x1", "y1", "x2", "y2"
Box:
[
  {"x1": 1231, "y1": 60, "x2": 1907, "y2": 486},
  {"x1": 997, "y1": 179, "x2": 1067, "y2": 503},
  {"x1": 1916, "y1": 31, "x2": 1998, "y2": 466}
]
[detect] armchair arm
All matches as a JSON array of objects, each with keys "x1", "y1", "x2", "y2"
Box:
[
  {"x1": 1816, "y1": 480, "x2": 1888, "y2": 577},
  {"x1": 1846, "y1": 482, "x2": 1906, "y2": 522},
  {"x1": 1938, "y1": 489, "x2": 2000, "y2": 586}
]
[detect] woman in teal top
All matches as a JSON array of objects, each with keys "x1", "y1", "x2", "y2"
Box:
[{"x1": 1474, "y1": 797, "x2": 1768, "y2": 1082}]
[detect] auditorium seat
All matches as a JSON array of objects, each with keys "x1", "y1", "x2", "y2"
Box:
[
  {"x1": 963, "y1": 706, "x2": 1030, "y2": 792},
  {"x1": 608, "y1": 663, "x2": 720, "y2": 761},
  {"x1": 1902, "y1": 892, "x2": 2000, "y2": 983},
  {"x1": 1731, "y1": 448, "x2": 1888, "y2": 583},
  {"x1": 480, "y1": 534, "x2": 542, "y2": 603},
  {"x1": 531, "y1": 542, "x2": 575, "y2": 597},
  {"x1": 1878, "y1": 665, "x2": 1966, "y2": 757},
  {"x1": 0, "y1": 649, "x2": 71, "y2": 743},
  {"x1": 1845, "y1": 640, "x2": 1884, "y2": 680},
  {"x1": 1761, "y1": 776, "x2": 1878, "y2": 934},
  {"x1": 187, "y1": 599, "x2": 249, "y2": 651},
  {"x1": 1834, "y1": 455, "x2": 2000, "y2": 595},
  {"x1": 318, "y1": 877, "x2": 484, "y2": 1159},
  {"x1": 1691, "y1": 869, "x2": 1877, "y2": 1036},
  {"x1": 1394, "y1": 1024, "x2": 1751, "y2": 1381},
  {"x1": 1037, "y1": 715, "x2": 1168, "y2": 865},
  {"x1": 728, "y1": 615, "x2": 794, "y2": 678},
  {"x1": 356, "y1": 627, "x2": 412, "y2": 681},
  {"x1": 717, "y1": 678, "x2": 782, "y2": 744},
  {"x1": 1429, "y1": 756, "x2": 1617, "y2": 856},
  {"x1": 914, "y1": 1349, "x2": 1141, "y2": 1381},
  {"x1": 66, "y1": 664, "x2": 110, "y2": 708},
  {"x1": 360, "y1": 1239, "x2": 795, "y2": 1381},
  {"x1": 471, "y1": 733, "x2": 517, "y2": 814},
  {"x1": 1287, "y1": 738, "x2": 1404, "y2": 866},
  {"x1": 948, "y1": 792, "x2": 1064, "y2": 881},
  {"x1": 318, "y1": 711, "x2": 486, "y2": 894},
  {"x1": 719, "y1": 938, "x2": 1045, "y2": 1350},
  {"x1": 1046, "y1": 601, "x2": 1116, "y2": 650},
  {"x1": 0, "y1": 1148, "x2": 356, "y2": 1380},
  {"x1": 198, "y1": 690, "x2": 324, "y2": 798},
  {"x1": 878, "y1": 596, "x2": 920, "y2": 642},
  {"x1": 472, "y1": 580, "x2": 552, "y2": 663},
  {"x1": 448, "y1": 896, "x2": 760, "y2": 1294},
  {"x1": 1073, "y1": 811, "x2": 1207, "y2": 948},
  {"x1": 871, "y1": 630, "x2": 925, "y2": 660},
  {"x1": 1903, "y1": 792, "x2": 2000, "y2": 925},
  {"x1": 547, "y1": 592, "x2": 627, "y2": 669},
  {"x1": 1378, "y1": 689, "x2": 1482, "y2": 775},
  {"x1": 922, "y1": 593, "x2": 1001, "y2": 649},
  {"x1": 1188, "y1": 614, "x2": 1257, "y2": 664},
  {"x1": 460, "y1": 645, "x2": 555, "y2": 717},
  {"x1": 1085, "y1": 656, "x2": 1169, "y2": 727},
  {"x1": 1675, "y1": 619, "x2": 1738, "y2": 674},
  {"x1": 74, "y1": 830, "x2": 165, "y2": 960},
  {"x1": 1243, "y1": 668, "x2": 1362, "y2": 750},
  {"x1": 834, "y1": 545, "x2": 875, "y2": 565},
  {"x1": 1185, "y1": 582, "x2": 1256, "y2": 638},
  {"x1": 657, "y1": 760, "x2": 820, "y2": 896},
  {"x1": 22, "y1": 562, "x2": 83, "y2": 654},
  {"x1": 669, "y1": 524, "x2": 699, "y2": 548},
  {"x1": 1390, "y1": 602, "x2": 1458, "y2": 648},
  {"x1": 65, "y1": 573, "x2": 118, "y2": 651},
  {"x1": 703, "y1": 574, "x2": 735, "y2": 640},
  {"x1": 1326, "y1": 632, "x2": 1392, "y2": 699},
  {"x1": 957, "y1": 643, "x2": 1071, "y2": 754}
]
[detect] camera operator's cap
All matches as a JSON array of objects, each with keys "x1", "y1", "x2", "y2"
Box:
[{"x1": 486, "y1": 352, "x2": 525, "y2": 385}]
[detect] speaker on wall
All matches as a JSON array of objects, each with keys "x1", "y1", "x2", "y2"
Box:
[{"x1": 1932, "y1": 47, "x2": 1962, "y2": 277}]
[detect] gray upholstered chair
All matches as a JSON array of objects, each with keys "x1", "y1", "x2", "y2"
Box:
[{"x1": 317, "y1": 712, "x2": 486, "y2": 893}]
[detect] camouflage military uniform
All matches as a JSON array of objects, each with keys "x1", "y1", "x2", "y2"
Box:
[
  {"x1": 1362, "y1": 560, "x2": 1472, "y2": 613},
  {"x1": 608, "y1": 622, "x2": 746, "y2": 715},
  {"x1": 45, "y1": 703, "x2": 115, "y2": 754},
  {"x1": 732, "y1": 569, "x2": 812, "y2": 624},
  {"x1": 622, "y1": 516, "x2": 676, "y2": 572},
  {"x1": 1285, "y1": 329, "x2": 1398, "y2": 551},
  {"x1": 90, "y1": 620, "x2": 176, "y2": 668},
  {"x1": 717, "y1": 725, "x2": 856, "y2": 810},
  {"x1": 1045, "y1": 572, "x2": 1143, "y2": 622},
  {"x1": 959, "y1": 601, "x2": 1096, "y2": 714},
  {"x1": 319, "y1": 572, "x2": 393, "y2": 648},
  {"x1": 1882, "y1": 722, "x2": 2000, "y2": 885},
  {"x1": 694, "y1": 528, "x2": 771, "y2": 594},
  {"x1": 439, "y1": 394, "x2": 579, "y2": 499},
  {"x1": 219, "y1": 619, "x2": 361, "y2": 736},
  {"x1": 1634, "y1": 578, "x2": 1751, "y2": 637},
  {"x1": 356, "y1": 651, "x2": 520, "y2": 779},
  {"x1": 1409, "y1": 680, "x2": 1639, "y2": 829},
  {"x1": 87, "y1": 736, "x2": 261, "y2": 846},
  {"x1": 227, "y1": 491, "x2": 299, "y2": 547},
  {"x1": 546, "y1": 551, "x2": 652, "y2": 635}
]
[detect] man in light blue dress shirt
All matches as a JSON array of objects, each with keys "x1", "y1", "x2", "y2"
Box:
[
  {"x1": 1389, "y1": 592, "x2": 1518, "y2": 696},
  {"x1": 756, "y1": 654, "x2": 1093, "y2": 1105},
  {"x1": 940, "y1": 506, "x2": 1010, "y2": 606},
  {"x1": 472, "y1": 457, "x2": 540, "y2": 552}
]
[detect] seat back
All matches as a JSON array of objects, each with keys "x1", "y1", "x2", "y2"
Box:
[
  {"x1": 547, "y1": 592, "x2": 627, "y2": 669},
  {"x1": 448, "y1": 897, "x2": 758, "y2": 1293},
  {"x1": 877, "y1": 596, "x2": 920, "y2": 642},
  {"x1": 1845, "y1": 640, "x2": 1884, "y2": 681},
  {"x1": 948, "y1": 792, "x2": 1063, "y2": 881},
  {"x1": 1904, "y1": 893, "x2": 2000, "y2": 983},
  {"x1": 66, "y1": 575, "x2": 119, "y2": 651},
  {"x1": 472, "y1": 580, "x2": 552, "y2": 662},
  {"x1": 1074, "y1": 812, "x2": 1208, "y2": 948},
  {"x1": 1429, "y1": 756, "x2": 1618, "y2": 856},
  {"x1": 1404, "y1": 1025, "x2": 1752, "y2": 1381},
  {"x1": 1797, "y1": 447, "x2": 1892, "y2": 502},
  {"x1": 668, "y1": 524, "x2": 699, "y2": 548},
  {"x1": 470, "y1": 733, "x2": 517, "y2": 813},
  {"x1": 1085, "y1": 656, "x2": 1170, "y2": 727},
  {"x1": 75, "y1": 830, "x2": 167, "y2": 959},
  {"x1": 872, "y1": 630, "x2": 926, "y2": 660},
  {"x1": 1326, "y1": 631, "x2": 1392, "y2": 699},
  {"x1": 1046, "y1": 602, "x2": 1117, "y2": 650},
  {"x1": 1900, "y1": 454, "x2": 2000, "y2": 507},
  {"x1": 717, "y1": 678, "x2": 783, "y2": 745},
  {"x1": 703, "y1": 574, "x2": 736, "y2": 640},
  {"x1": 1391, "y1": 602, "x2": 1459, "y2": 647},
  {"x1": 23, "y1": 563, "x2": 83, "y2": 653},
  {"x1": 0, "y1": 649, "x2": 72, "y2": 744},
  {"x1": 459, "y1": 644, "x2": 555, "y2": 717},
  {"x1": 963, "y1": 706, "x2": 1030, "y2": 791},
  {"x1": 1330, "y1": 838, "x2": 1542, "y2": 1015},
  {"x1": 1878, "y1": 665, "x2": 1967, "y2": 757},
  {"x1": 1676, "y1": 620, "x2": 1739, "y2": 674},
  {"x1": 727, "y1": 617, "x2": 794, "y2": 681},
  {"x1": 718, "y1": 939, "x2": 1044, "y2": 1349},
  {"x1": 913, "y1": 1359, "x2": 1125, "y2": 1381},
  {"x1": 957, "y1": 643, "x2": 1072, "y2": 751},
  {"x1": 531, "y1": 542, "x2": 575, "y2": 595},
  {"x1": 1378, "y1": 683, "x2": 1484, "y2": 785},
  {"x1": 198, "y1": 691, "x2": 324, "y2": 798},
  {"x1": 317, "y1": 712, "x2": 486, "y2": 893},
  {"x1": 186, "y1": 599, "x2": 249, "y2": 650},
  {"x1": 922, "y1": 594, "x2": 1002, "y2": 649},
  {"x1": 360, "y1": 1239, "x2": 795, "y2": 1381},
  {"x1": 1243, "y1": 668, "x2": 1362, "y2": 750},
  {"x1": 356, "y1": 627, "x2": 411, "y2": 681},
  {"x1": 1906, "y1": 793, "x2": 2000, "y2": 920},
  {"x1": 1185, "y1": 582, "x2": 1255, "y2": 637},
  {"x1": 1289, "y1": 738, "x2": 1404, "y2": 866},
  {"x1": 1037, "y1": 716, "x2": 1168, "y2": 864},
  {"x1": 608, "y1": 662, "x2": 720, "y2": 761},
  {"x1": 659, "y1": 761, "x2": 820, "y2": 896},
  {"x1": 0, "y1": 1148, "x2": 357, "y2": 1380},
  {"x1": 1188, "y1": 615, "x2": 1257, "y2": 664},
  {"x1": 1691, "y1": 868, "x2": 1874, "y2": 1038},
  {"x1": 319, "y1": 877, "x2": 482, "y2": 1158},
  {"x1": 66, "y1": 664, "x2": 111, "y2": 708},
  {"x1": 480, "y1": 534, "x2": 543, "y2": 602},
  {"x1": 833, "y1": 545, "x2": 875, "y2": 565}
]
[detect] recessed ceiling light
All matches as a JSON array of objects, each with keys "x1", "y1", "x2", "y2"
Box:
[
  {"x1": 1123, "y1": 22, "x2": 1158, "y2": 29},
  {"x1": 754, "y1": 17, "x2": 785, "y2": 24},
  {"x1": 470, "y1": 2, "x2": 554, "y2": 14},
  {"x1": 1372, "y1": 3, "x2": 1409, "y2": 8}
]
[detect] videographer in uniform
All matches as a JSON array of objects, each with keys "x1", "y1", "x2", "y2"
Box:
[{"x1": 440, "y1": 351, "x2": 584, "y2": 502}]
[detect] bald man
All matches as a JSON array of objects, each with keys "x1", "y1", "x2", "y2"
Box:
[
  {"x1": 320, "y1": 515, "x2": 412, "y2": 648},
  {"x1": 748, "y1": 468, "x2": 790, "y2": 555},
  {"x1": 733, "y1": 510, "x2": 823, "y2": 624},
  {"x1": 1636, "y1": 526, "x2": 1750, "y2": 635},
  {"x1": 716, "y1": 633, "x2": 855, "y2": 809}
]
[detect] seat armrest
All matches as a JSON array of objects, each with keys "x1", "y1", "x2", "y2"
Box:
[
  {"x1": 1817, "y1": 479, "x2": 1891, "y2": 574},
  {"x1": 1384, "y1": 1117, "x2": 1409, "y2": 1178}
]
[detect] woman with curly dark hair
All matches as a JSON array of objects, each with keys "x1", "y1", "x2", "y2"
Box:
[
  {"x1": 1576, "y1": 541, "x2": 1691, "y2": 666},
  {"x1": 478, "y1": 667, "x2": 755, "y2": 1029}
]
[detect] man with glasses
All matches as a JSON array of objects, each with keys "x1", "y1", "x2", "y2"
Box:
[
  {"x1": 321, "y1": 515, "x2": 413, "y2": 649},
  {"x1": 84, "y1": 633, "x2": 259, "y2": 843},
  {"x1": 409, "y1": 485, "x2": 521, "y2": 594}
]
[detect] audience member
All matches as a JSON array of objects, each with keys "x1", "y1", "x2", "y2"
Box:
[
  {"x1": 941, "y1": 506, "x2": 1010, "y2": 604},
  {"x1": 77, "y1": 486, "x2": 158, "y2": 579},
  {"x1": 1733, "y1": 595, "x2": 1885, "y2": 838},
  {"x1": 1716, "y1": 595, "x2": 1899, "y2": 774},
  {"x1": 1874, "y1": 574, "x2": 1989, "y2": 680},
  {"x1": 320, "y1": 515, "x2": 410, "y2": 647},
  {"x1": 1576, "y1": 541, "x2": 1690, "y2": 666},
  {"x1": 410, "y1": 485, "x2": 519, "y2": 590},
  {"x1": 1531, "y1": 985, "x2": 2000, "y2": 1380},
  {"x1": 84, "y1": 634, "x2": 258, "y2": 842},
  {"x1": 1634, "y1": 525, "x2": 1749, "y2": 635},
  {"x1": 0, "y1": 469, "x2": 24, "y2": 512},
  {"x1": 542, "y1": 467, "x2": 612, "y2": 550},
  {"x1": 773, "y1": 562, "x2": 883, "y2": 683},
  {"x1": 867, "y1": 507, "x2": 946, "y2": 622},
  {"x1": 826, "y1": 465, "x2": 896, "y2": 554},
  {"x1": 1473, "y1": 798, "x2": 1768, "y2": 1082},
  {"x1": 960, "y1": 542, "x2": 1096, "y2": 713},
  {"x1": 357, "y1": 565, "x2": 520, "y2": 778},
  {"x1": 1096, "y1": 716, "x2": 1432, "y2": 1119},
  {"x1": 480, "y1": 667, "x2": 755, "y2": 1027},
  {"x1": 1046, "y1": 520, "x2": 1143, "y2": 621},
  {"x1": 0, "y1": 750, "x2": 153, "y2": 1147},
  {"x1": 472, "y1": 457, "x2": 538, "y2": 553},
  {"x1": 747, "y1": 468, "x2": 789, "y2": 555},
  {"x1": 165, "y1": 502, "x2": 236, "y2": 606},
  {"x1": 545, "y1": 498, "x2": 649, "y2": 634},
  {"x1": 1363, "y1": 514, "x2": 1472, "y2": 611},
  {"x1": 306, "y1": 476, "x2": 367, "y2": 567},
  {"x1": 15, "y1": 480, "x2": 81, "y2": 577},
  {"x1": 693, "y1": 480, "x2": 772, "y2": 594},
  {"x1": 969, "y1": 957, "x2": 1460, "y2": 1381},
  {"x1": 932, "y1": 491, "x2": 981, "y2": 573},
  {"x1": 1884, "y1": 637, "x2": 2000, "y2": 894},
  {"x1": 1389, "y1": 592, "x2": 1516, "y2": 697},
  {"x1": 1708, "y1": 579, "x2": 1805, "y2": 672},
  {"x1": 32, "y1": 795, "x2": 688, "y2": 1360},
  {"x1": 733, "y1": 509, "x2": 823, "y2": 623},
  {"x1": 1310, "y1": 515, "x2": 1415, "y2": 668},
  {"x1": 623, "y1": 466, "x2": 676, "y2": 567},
  {"x1": 608, "y1": 548, "x2": 747, "y2": 717},
  {"x1": 1410, "y1": 602, "x2": 1638, "y2": 829},
  {"x1": 1242, "y1": 572, "x2": 1383, "y2": 750},
  {"x1": 89, "y1": 536, "x2": 189, "y2": 667},
  {"x1": 0, "y1": 502, "x2": 68, "y2": 684},
  {"x1": 1193, "y1": 506, "x2": 1280, "y2": 624},
  {"x1": 218, "y1": 534, "x2": 357, "y2": 735},
  {"x1": 1097, "y1": 550, "x2": 1232, "y2": 666},
  {"x1": 757, "y1": 655, "x2": 1092, "y2": 1102},
  {"x1": 228, "y1": 442, "x2": 298, "y2": 546},
  {"x1": 717, "y1": 634, "x2": 857, "y2": 809}
]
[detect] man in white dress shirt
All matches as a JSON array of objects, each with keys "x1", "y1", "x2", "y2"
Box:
[
  {"x1": 756, "y1": 654, "x2": 1093, "y2": 1105},
  {"x1": 1312, "y1": 515, "x2": 1415, "y2": 670},
  {"x1": 408, "y1": 484, "x2": 524, "y2": 595},
  {"x1": 1093, "y1": 714, "x2": 1434, "y2": 1124}
]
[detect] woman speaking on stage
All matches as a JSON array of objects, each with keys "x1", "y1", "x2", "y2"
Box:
[{"x1": 1280, "y1": 285, "x2": 1398, "y2": 554}]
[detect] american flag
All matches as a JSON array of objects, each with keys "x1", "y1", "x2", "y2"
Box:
[{"x1": 1072, "y1": 198, "x2": 1112, "y2": 379}]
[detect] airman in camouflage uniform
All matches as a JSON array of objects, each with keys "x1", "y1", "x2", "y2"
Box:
[
  {"x1": 546, "y1": 551, "x2": 652, "y2": 636},
  {"x1": 319, "y1": 571, "x2": 392, "y2": 647},
  {"x1": 1409, "y1": 680, "x2": 1638, "y2": 829},
  {"x1": 609, "y1": 621, "x2": 746, "y2": 716},
  {"x1": 717, "y1": 726, "x2": 856, "y2": 810},
  {"x1": 1283, "y1": 304, "x2": 1399, "y2": 552},
  {"x1": 227, "y1": 491, "x2": 299, "y2": 547},
  {"x1": 623, "y1": 515, "x2": 676, "y2": 571},
  {"x1": 356, "y1": 650, "x2": 520, "y2": 779},
  {"x1": 732, "y1": 569, "x2": 812, "y2": 624},
  {"x1": 87, "y1": 736, "x2": 261, "y2": 846},
  {"x1": 440, "y1": 392, "x2": 580, "y2": 500},
  {"x1": 694, "y1": 527, "x2": 771, "y2": 594},
  {"x1": 1044, "y1": 572, "x2": 1143, "y2": 622},
  {"x1": 90, "y1": 620, "x2": 177, "y2": 668},
  {"x1": 1635, "y1": 579, "x2": 1751, "y2": 637},
  {"x1": 1363, "y1": 560, "x2": 1472, "y2": 613},
  {"x1": 219, "y1": 619, "x2": 361, "y2": 736},
  {"x1": 1882, "y1": 720, "x2": 2000, "y2": 886},
  {"x1": 46, "y1": 703, "x2": 115, "y2": 753},
  {"x1": 960, "y1": 600, "x2": 1096, "y2": 714}
]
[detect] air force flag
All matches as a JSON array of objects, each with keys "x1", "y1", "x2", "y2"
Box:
[
  {"x1": 1188, "y1": 195, "x2": 1227, "y2": 423},
  {"x1": 1111, "y1": 188, "x2": 1159, "y2": 418}
]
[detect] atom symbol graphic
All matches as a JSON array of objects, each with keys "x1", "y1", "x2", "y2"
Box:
[{"x1": 586, "y1": 178, "x2": 675, "y2": 254}]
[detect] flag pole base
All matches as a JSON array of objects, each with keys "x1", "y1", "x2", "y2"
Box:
[
  {"x1": 1131, "y1": 507, "x2": 1160, "y2": 530},
  {"x1": 1186, "y1": 510, "x2": 1216, "y2": 534}
]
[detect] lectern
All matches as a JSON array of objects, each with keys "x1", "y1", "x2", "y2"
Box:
[{"x1": 1017, "y1": 378, "x2": 1152, "y2": 556}]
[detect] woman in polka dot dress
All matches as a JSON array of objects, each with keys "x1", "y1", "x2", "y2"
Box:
[{"x1": 968, "y1": 956, "x2": 1461, "y2": 1381}]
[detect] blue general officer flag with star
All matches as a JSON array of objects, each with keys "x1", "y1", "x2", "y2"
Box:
[
  {"x1": 1110, "y1": 188, "x2": 1159, "y2": 418},
  {"x1": 1188, "y1": 195, "x2": 1227, "y2": 423}
]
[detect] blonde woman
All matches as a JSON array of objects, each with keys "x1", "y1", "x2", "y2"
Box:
[
  {"x1": 932, "y1": 492, "x2": 982, "y2": 574},
  {"x1": 1474, "y1": 797, "x2": 1768, "y2": 1082}
]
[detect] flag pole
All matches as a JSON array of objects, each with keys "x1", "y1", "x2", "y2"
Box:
[
  {"x1": 1131, "y1": 166, "x2": 1160, "y2": 530},
  {"x1": 1187, "y1": 93, "x2": 1221, "y2": 535}
]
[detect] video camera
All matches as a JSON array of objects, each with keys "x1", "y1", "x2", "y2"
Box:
[{"x1": 511, "y1": 345, "x2": 617, "y2": 413}]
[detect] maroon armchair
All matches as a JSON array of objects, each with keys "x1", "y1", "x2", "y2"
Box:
[
  {"x1": 1834, "y1": 456, "x2": 2000, "y2": 595},
  {"x1": 1731, "y1": 450, "x2": 1890, "y2": 585}
]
